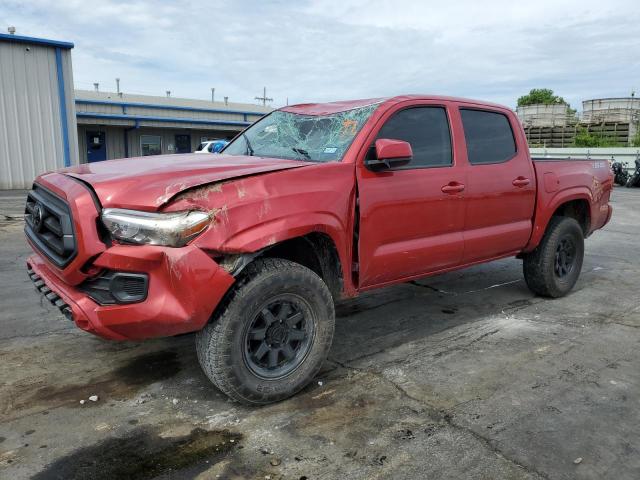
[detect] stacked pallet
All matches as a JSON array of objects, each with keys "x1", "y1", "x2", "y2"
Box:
[{"x1": 524, "y1": 122, "x2": 631, "y2": 148}]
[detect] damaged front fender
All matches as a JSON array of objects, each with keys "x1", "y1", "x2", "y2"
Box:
[{"x1": 165, "y1": 162, "x2": 358, "y2": 295}]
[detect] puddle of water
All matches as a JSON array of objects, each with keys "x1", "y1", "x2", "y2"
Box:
[{"x1": 32, "y1": 427, "x2": 241, "y2": 480}]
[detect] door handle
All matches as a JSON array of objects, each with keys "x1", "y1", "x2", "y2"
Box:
[
  {"x1": 441, "y1": 182, "x2": 465, "y2": 194},
  {"x1": 513, "y1": 177, "x2": 530, "y2": 187}
]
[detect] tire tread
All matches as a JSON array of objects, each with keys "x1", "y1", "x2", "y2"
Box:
[
  {"x1": 196, "y1": 258, "x2": 334, "y2": 405},
  {"x1": 523, "y1": 216, "x2": 584, "y2": 298}
]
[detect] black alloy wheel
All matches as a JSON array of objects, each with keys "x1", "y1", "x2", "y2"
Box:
[
  {"x1": 554, "y1": 236, "x2": 576, "y2": 278},
  {"x1": 243, "y1": 296, "x2": 314, "y2": 379}
]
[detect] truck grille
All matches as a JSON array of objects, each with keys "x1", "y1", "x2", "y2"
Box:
[{"x1": 24, "y1": 184, "x2": 77, "y2": 268}]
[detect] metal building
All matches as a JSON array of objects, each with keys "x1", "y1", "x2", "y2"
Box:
[
  {"x1": 75, "y1": 90, "x2": 271, "y2": 162},
  {"x1": 0, "y1": 33, "x2": 78, "y2": 189}
]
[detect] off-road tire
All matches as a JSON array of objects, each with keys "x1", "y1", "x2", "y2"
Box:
[
  {"x1": 523, "y1": 216, "x2": 584, "y2": 298},
  {"x1": 196, "y1": 258, "x2": 335, "y2": 405}
]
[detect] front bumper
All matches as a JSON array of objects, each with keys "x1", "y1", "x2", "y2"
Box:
[{"x1": 27, "y1": 244, "x2": 235, "y2": 341}]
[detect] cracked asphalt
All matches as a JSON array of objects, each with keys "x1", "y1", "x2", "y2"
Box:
[{"x1": 1, "y1": 187, "x2": 639, "y2": 479}]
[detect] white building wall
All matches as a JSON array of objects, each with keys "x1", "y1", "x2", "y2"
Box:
[
  {"x1": 582, "y1": 98, "x2": 640, "y2": 123},
  {"x1": 516, "y1": 104, "x2": 572, "y2": 127},
  {"x1": 0, "y1": 35, "x2": 78, "y2": 189}
]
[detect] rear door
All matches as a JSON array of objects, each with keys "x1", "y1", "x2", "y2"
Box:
[
  {"x1": 356, "y1": 102, "x2": 466, "y2": 288},
  {"x1": 456, "y1": 105, "x2": 536, "y2": 262}
]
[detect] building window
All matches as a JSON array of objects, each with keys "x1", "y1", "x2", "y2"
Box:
[{"x1": 140, "y1": 135, "x2": 162, "y2": 156}]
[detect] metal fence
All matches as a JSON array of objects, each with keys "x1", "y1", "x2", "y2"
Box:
[{"x1": 530, "y1": 147, "x2": 640, "y2": 171}]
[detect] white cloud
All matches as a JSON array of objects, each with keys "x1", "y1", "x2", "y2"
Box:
[{"x1": 2, "y1": 0, "x2": 639, "y2": 109}]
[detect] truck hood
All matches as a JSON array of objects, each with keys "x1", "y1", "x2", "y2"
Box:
[{"x1": 62, "y1": 153, "x2": 311, "y2": 210}]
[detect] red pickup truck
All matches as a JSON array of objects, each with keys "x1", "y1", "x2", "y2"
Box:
[{"x1": 25, "y1": 95, "x2": 613, "y2": 404}]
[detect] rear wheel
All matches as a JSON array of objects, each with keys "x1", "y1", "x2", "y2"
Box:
[
  {"x1": 196, "y1": 258, "x2": 335, "y2": 405},
  {"x1": 523, "y1": 216, "x2": 584, "y2": 298}
]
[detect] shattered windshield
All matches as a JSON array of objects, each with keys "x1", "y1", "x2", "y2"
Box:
[{"x1": 223, "y1": 103, "x2": 380, "y2": 162}]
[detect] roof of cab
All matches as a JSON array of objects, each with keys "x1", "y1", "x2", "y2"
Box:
[{"x1": 279, "y1": 94, "x2": 512, "y2": 115}]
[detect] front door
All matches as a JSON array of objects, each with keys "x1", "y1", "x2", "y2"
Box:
[
  {"x1": 86, "y1": 131, "x2": 106, "y2": 162},
  {"x1": 456, "y1": 106, "x2": 536, "y2": 262},
  {"x1": 357, "y1": 104, "x2": 466, "y2": 288},
  {"x1": 175, "y1": 134, "x2": 191, "y2": 153}
]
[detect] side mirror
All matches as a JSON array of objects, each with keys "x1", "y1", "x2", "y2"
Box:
[{"x1": 365, "y1": 139, "x2": 412, "y2": 171}]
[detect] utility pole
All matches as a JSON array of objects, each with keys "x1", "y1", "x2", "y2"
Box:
[
  {"x1": 255, "y1": 87, "x2": 273, "y2": 107},
  {"x1": 116, "y1": 78, "x2": 121, "y2": 96},
  {"x1": 211, "y1": 87, "x2": 215, "y2": 102}
]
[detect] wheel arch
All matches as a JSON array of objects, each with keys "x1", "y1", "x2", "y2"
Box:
[
  {"x1": 215, "y1": 224, "x2": 350, "y2": 301},
  {"x1": 525, "y1": 189, "x2": 593, "y2": 252},
  {"x1": 260, "y1": 232, "x2": 345, "y2": 300},
  {"x1": 551, "y1": 198, "x2": 591, "y2": 236}
]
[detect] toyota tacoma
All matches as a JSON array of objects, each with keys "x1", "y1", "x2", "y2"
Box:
[{"x1": 25, "y1": 95, "x2": 613, "y2": 404}]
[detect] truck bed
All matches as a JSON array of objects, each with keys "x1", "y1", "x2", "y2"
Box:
[{"x1": 526, "y1": 156, "x2": 613, "y2": 250}]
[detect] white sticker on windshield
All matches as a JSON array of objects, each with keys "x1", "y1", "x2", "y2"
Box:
[{"x1": 323, "y1": 147, "x2": 338, "y2": 154}]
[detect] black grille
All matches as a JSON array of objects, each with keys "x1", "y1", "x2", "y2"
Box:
[
  {"x1": 79, "y1": 270, "x2": 148, "y2": 305},
  {"x1": 24, "y1": 185, "x2": 77, "y2": 268}
]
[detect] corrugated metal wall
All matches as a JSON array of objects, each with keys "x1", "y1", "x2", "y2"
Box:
[{"x1": 0, "y1": 39, "x2": 78, "y2": 189}]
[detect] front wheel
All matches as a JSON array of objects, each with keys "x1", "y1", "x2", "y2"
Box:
[
  {"x1": 196, "y1": 258, "x2": 335, "y2": 405},
  {"x1": 523, "y1": 216, "x2": 584, "y2": 298}
]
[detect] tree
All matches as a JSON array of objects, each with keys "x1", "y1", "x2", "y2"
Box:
[
  {"x1": 573, "y1": 127, "x2": 621, "y2": 147},
  {"x1": 517, "y1": 88, "x2": 568, "y2": 107}
]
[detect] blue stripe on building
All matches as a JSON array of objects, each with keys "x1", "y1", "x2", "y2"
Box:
[{"x1": 55, "y1": 47, "x2": 71, "y2": 167}]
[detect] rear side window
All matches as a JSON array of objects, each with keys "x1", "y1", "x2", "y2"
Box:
[
  {"x1": 460, "y1": 109, "x2": 516, "y2": 165},
  {"x1": 375, "y1": 107, "x2": 452, "y2": 168}
]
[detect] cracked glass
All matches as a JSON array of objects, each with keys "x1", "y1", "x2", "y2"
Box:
[{"x1": 223, "y1": 103, "x2": 381, "y2": 162}]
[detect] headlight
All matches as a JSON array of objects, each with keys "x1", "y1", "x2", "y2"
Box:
[{"x1": 101, "y1": 209, "x2": 211, "y2": 247}]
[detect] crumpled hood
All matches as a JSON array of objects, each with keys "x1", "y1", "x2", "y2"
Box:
[{"x1": 62, "y1": 153, "x2": 311, "y2": 210}]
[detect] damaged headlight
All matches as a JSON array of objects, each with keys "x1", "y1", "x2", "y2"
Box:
[{"x1": 101, "y1": 209, "x2": 211, "y2": 247}]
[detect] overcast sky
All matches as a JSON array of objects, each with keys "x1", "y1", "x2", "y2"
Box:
[{"x1": 2, "y1": 0, "x2": 639, "y2": 110}]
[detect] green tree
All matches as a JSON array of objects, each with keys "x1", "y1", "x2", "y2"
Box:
[
  {"x1": 517, "y1": 88, "x2": 568, "y2": 107},
  {"x1": 632, "y1": 129, "x2": 640, "y2": 147},
  {"x1": 573, "y1": 127, "x2": 621, "y2": 147}
]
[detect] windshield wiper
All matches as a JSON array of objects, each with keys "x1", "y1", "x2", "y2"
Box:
[
  {"x1": 291, "y1": 147, "x2": 311, "y2": 160},
  {"x1": 242, "y1": 132, "x2": 254, "y2": 156}
]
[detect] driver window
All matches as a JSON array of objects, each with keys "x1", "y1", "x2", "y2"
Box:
[{"x1": 371, "y1": 107, "x2": 453, "y2": 168}]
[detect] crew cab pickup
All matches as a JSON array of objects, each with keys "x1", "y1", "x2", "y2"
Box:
[{"x1": 25, "y1": 95, "x2": 613, "y2": 404}]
